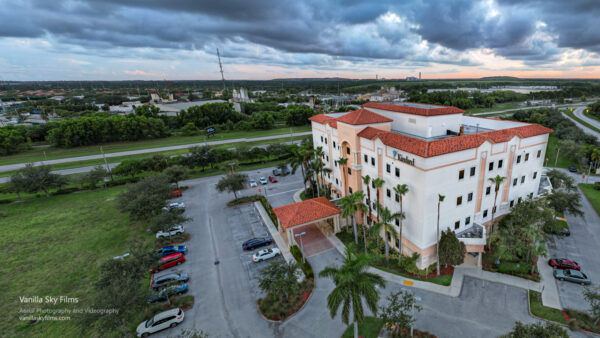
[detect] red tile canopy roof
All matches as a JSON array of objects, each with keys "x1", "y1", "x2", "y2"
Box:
[
  {"x1": 335, "y1": 108, "x2": 393, "y2": 125},
  {"x1": 357, "y1": 123, "x2": 553, "y2": 158},
  {"x1": 273, "y1": 197, "x2": 341, "y2": 229},
  {"x1": 363, "y1": 102, "x2": 465, "y2": 116}
]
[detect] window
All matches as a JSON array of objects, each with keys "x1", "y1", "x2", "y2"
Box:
[
  {"x1": 459, "y1": 169, "x2": 465, "y2": 180},
  {"x1": 320, "y1": 136, "x2": 323, "y2": 142},
  {"x1": 335, "y1": 178, "x2": 339, "y2": 185},
  {"x1": 465, "y1": 217, "x2": 471, "y2": 225},
  {"x1": 518, "y1": 197, "x2": 522, "y2": 203},
  {"x1": 510, "y1": 200, "x2": 514, "y2": 207},
  {"x1": 334, "y1": 161, "x2": 337, "y2": 167},
  {"x1": 373, "y1": 202, "x2": 377, "y2": 209},
  {"x1": 349, "y1": 187, "x2": 353, "y2": 194},
  {"x1": 513, "y1": 178, "x2": 517, "y2": 186},
  {"x1": 525, "y1": 153, "x2": 529, "y2": 161},
  {"x1": 395, "y1": 238, "x2": 399, "y2": 247},
  {"x1": 516, "y1": 155, "x2": 521, "y2": 164},
  {"x1": 521, "y1": 175, "x2": 525, "y2": 184},
  {"x1": 529, "y1": 192, "x2": 534, "y2": 199},
  {"x1": 457, "y1": 196, "x2": 463, "y2": 206},
  {"x1": 386, "y1": 164, "x2": 391, "y2": 173},
  {"x1": 467, "y1": 192, "x2": 473, "y2": 202},
  {"x1": 333, "y1": 141, "x2": 336, "y2": 148},
  {"x1": 470, "y1": 167, "x2": 476, "y2": 176},
  {"x1": 324, "y1": 138, "x2": 327, "y2": 144},
  {"x1": 387, "y1": 231, "x2": 392, "y2": 241},
  {"x1": 486, "y1": 186, "x2": 491, "y2": 195},
  {"x1": 537, "y1": 150, "x2": 541, "y2": 158},
  {"x1": 346, "y1": 147, "x2": 350, "y2": 155},
  {"x1": 533, "y1": 172, "x2": 538, "y2": 179},
  {"x1": 483, "y1": 209, "x2": 488, "y2": 218},
  {"x1": 386, "y1": 189, "x2": 391, "y2": 198},
  {"x1": 371, "y1": 157, "x2": 375, "y2": 166},
  {"x1": 395, "y1": 219, "x2": 399, "y2": 226},
  {"x1": 326, "y1": 155, "x2": 329, "y2": 161},
  {"x1": 372, "y1": 182, "x2": 375, "y2": 189},
  {"x1": 454, "y1": 221, "x2": 460, "y2": 230},
  {"x1": 498, "y1": 160, "x2": 503, "y2": 169},
  {"x1": 395, "y1": 167, "x2": 400, "y2": 177},
  {"x1": 364, "y1": 154, "x2": 368, "y2": 163},
  {"x1": 395, "y1": 193, "x2": 399, "y2": 202},
  {"x1": 489, "y1": 162, "x2": 494, "y2": 171},
  {"x1": 348, "y1": 168, "x2": 352, "y2": 175}
]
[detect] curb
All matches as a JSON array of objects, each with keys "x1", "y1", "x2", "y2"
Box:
[
  {"x1": 292, "y1": 188, "x2": 303, "y2": 203},
  {"x1": 256, "y1": 287, "x2": 315, "y2": 323}
]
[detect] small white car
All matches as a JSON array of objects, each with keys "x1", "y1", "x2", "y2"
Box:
[
  {"x1": 156, "y1": 225, "x2": 185, "y2": 239},
  {"x1": 259, "y1": 177, "x2": 268, "y2": 185},
  {"x1": 249, "y1": 179, "x2": 258, "y2": 188},
  {"x1": 162, "y1": 202, "x2": 185, "y2": 212},
  {"x1": 252, "y1": 248, "x2": 280, "y2": 262},
  {"x1": 136, "y1": 307, "x2": 184, "y2": 337}
]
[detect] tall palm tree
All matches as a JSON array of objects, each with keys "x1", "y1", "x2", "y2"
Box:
[
  {"x1": 311, "y1": 158, "x2": 324, "y2": 197},
  {"x1": 362, "y1": 175, "x2": 372, "y2": 226},
  {"x1": 289, "y1": 146, "x2": 308, "y2": 190},
  {"x1": 393, "y1": 183, "x2": 409, "y2": 262},
  {"x1": 370, "y1": 206, "x2": 403, "y2": 264},
  {"x1": 488, "y1": 175, "x2": 506, "y2": 235},
  {"x1": 319, "y1": 246, "x2": 386, "y2": 338},
  {"x1": 371, "y1": 178, "x2": 385, "y2": 247},
  {"x1": 353, "y1": 190, "x2": 369, "y2": 254},
  {"x1": 436, "y1": 194, "x2": 445, "y2": 276},
  {"x1": 338, "y1": 191, "x2": 367, "y2": 245},
  {"x1": 337, "y1": 157, "x2": 348, "y2": 196}
]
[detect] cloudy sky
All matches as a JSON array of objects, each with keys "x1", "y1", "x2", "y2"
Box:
[{"x1": 1, "y1": 0, "x2": 600, "y2": 80}]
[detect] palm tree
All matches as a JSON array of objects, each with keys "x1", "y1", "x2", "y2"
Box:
[
  {"x1": 319, "y1": 246, "x2": 386, "y2": 338},
  {"x1": 362, "y1": 175, "x2": 372, "y2": 226},
  {"x1": 371, "y1": 206, "x2": 403, "y2": 264},
  {"x1": 393, "y1": 184, "x2": 409, "y2": 262},
  {"x1": 337, "y1": 157, "x2": 348, "y2": 196},
  {"x1": 371, "y1": 178, "x2": 385, "y2": 247},
  {"x1": 436, "y1": 194, "x2": 445, "y2": 276},
  {"x1": 338, "y1": 191, "x2": 367, "y2": 245},
  {"x1": 288, "y1": 147, "x2": 307, "y2": 188},
  {"x1": 311, "y1": 158, "x2": 324, "y2": 197},
  {"x1": 488, "y1": 175, "x2": 506, "y2": 235}
]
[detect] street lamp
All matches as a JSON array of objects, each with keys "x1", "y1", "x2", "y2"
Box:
[{"x1": 295, "y1": 231, "x2": 307, "y2": 262}]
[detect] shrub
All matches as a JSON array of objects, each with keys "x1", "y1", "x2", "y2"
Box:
[{"x1": 290, "y1": 245, "x2": 314, "y2": 278}]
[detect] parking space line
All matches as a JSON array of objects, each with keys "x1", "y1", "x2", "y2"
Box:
[{"x1": 267, "y1": 188, "x2": 303, "y2": 197}]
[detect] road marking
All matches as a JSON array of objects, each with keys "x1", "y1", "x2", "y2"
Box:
[
  {"x1": 403, "y1": 280, "x2": 415, "y2": 286},
  {"x1": 267, "y1": 188, "x2": 303, "y2": 197}
]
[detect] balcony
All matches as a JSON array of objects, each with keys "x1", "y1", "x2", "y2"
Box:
[{"x1": 456, "y1": 223, "x2": 486, "y2": 246}]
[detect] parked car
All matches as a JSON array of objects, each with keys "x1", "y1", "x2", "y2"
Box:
[
  {"x1": 136, "y1": 307, "x2": 184, "y2": 337},
  {"x1": 249, "y1": 179, "x2": 258, "y2": 188},
  {"x1": 553, "y1": 268, "x2": 591, "y2": 285},
  {"x1": 282, "y1": 166, "x2": 291, "y2": 175},
  {"x1": 242, "y1": 237, "x2": 272, "y2": 250},
  {"x1": 166, "y1": 190, "x2": 182, "y2": 199},
  {"x1": 252, "y1": 248, "x2": 281, "y2": 262},
  {"x1": 568, "y1": 165, "x2": 577, "y2": 173},
  {"x1": 560, "y1": 227, "x2": 571, "y2": 236},
  {"x1": 272, "y1": 168, "x2": 281, "y2": 176},
  {"x1": 157, "y1": 245, "x2": 187, "y2": 257},
  {"x1": 151, "y1": 272, "x2": 189, "y2": 290},
  {"x1": 150, "y1": 253, "x2": 186, "y2": 273},
  {"x1": 268, "y1": 175, "x2": 278, "y2": 183},
  {"x1": 259, "y1": 177, "x2": 268, "y2": 185},
  {"x1": 549, "y1": 258, "x2": 580, "y2": 270},
  {"x1": 156, "y1": 225, "x2": 184, "y2": 239},
  {"x1": 162, "y1": 202, "x2": 185, "y2": 212},
  {"x1": 147, "y1": 283, "x2": 188, "y2": 303}
]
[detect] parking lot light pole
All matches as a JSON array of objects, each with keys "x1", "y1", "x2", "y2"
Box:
[{"x1": 295, "y1": 232, "x2": 307, "y2": 263}]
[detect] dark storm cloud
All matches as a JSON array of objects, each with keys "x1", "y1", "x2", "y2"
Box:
[{"x1": 0, "y1": 0, "x2": 599, "y2": 65}]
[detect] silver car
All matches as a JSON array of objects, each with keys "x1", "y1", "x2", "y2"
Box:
[
  {"x1": 156, "y1": 225, "x2": 184, "y2": 239},
  {"x1": 249, "y1": 179, "x2": 258, "y2": 188},
  {"x1": 136, "y1": 307, "x2": 184, "y2": 337},
  {"x1": 259, "y1": 177, "x2": 268, "y2": 185}
]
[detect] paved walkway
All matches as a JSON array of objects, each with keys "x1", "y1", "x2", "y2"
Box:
[
  {"x1": 0, "y1": 131, "x2": 312, "y2": 173},
  {"x1": 254, "y1": 201, "x2": 295, "y2": 263}
]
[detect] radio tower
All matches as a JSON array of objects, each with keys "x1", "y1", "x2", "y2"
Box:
[{"x1": 217, "y1": 48, "x2": 226, "y2": 91}]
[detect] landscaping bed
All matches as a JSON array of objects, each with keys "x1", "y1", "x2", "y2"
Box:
[
  {"x1": 482, "y1": 251, "x2": 540, "y2": 282},
  {"x1": 341, "y1": 317, "x2": 437, "y2": 338},
  {"x1": 258, "y1": 279, "x2": 313, "y2": 321},
  {"x1": 528, "y1": 291, "x2": 566, "y2": 324},
  {"x1": 563, "y1": 309, "x2": 600, "y2": 334}
]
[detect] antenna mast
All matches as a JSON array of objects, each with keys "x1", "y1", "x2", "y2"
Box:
[{"x1": 217, "y1": 48, "x2": 226, "y2": 91}]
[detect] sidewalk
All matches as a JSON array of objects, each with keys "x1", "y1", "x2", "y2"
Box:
[{"x1": 253, "y1": 201, "x2": 294, "y2": 263}]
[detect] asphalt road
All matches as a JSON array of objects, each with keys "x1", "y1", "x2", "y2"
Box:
[
  {"x1": 561, "y1": 107, "x2": 600, "y2": 140},
  {"x1": 574, "y1": 106, "x2": 600, "y2": 131},
  {"x1": 0, "y1": 131, "x2": 311, "y2": 173}
]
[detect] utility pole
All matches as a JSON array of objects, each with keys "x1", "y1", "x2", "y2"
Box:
[
  {"x1": 217, "y1": 48, "x2": 226, "y2": 92},
  {"x1": 554, "y1": 147, "x2": 560, "y2": 167}
]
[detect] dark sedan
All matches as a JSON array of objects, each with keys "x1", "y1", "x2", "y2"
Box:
[
  {"x1": 147, "y1": 283, "x2": 188, "y2": 303},
  {"x1": 151, "y1": 273, "x2": 189, "y2": 290},
  {"x1": 568, "y1": 165, "x2": 577, "y2": 173},
  {"x1": 242, "y1": 237, "x2": 272, "y2": 250}
]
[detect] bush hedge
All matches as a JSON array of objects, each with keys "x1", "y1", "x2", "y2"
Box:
[{"x1": 290, "y1": 245, "x2": 314, "y2": 278}]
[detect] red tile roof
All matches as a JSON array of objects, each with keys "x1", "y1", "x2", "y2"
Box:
[
  {"x1": 335, "y1": 108, "x2": 393, "y2": 125},
  {"x1": 358, "y1": 124, "x2": 553, "y2": 158},
  {"x1": 363, "y1": 102, "x2": 464, "y2": 116},
  {"x1": 308, "y1": 114, "x2": 337, "y2": 124},
  {"x1": 273, "y1": 197, "x2": 341, "y2": 229}
]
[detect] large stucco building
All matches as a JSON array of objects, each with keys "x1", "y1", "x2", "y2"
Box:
[{"x1": 309, "y1": 102, "x2": 552, "y2": 268}]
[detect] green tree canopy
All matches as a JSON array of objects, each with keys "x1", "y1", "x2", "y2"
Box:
[
  {"x1": 215, "y1": 173, "x2": 249, "y2": 199},
  {"x1": 438, "y1": 229, "x2": 466, "y2": 267}
]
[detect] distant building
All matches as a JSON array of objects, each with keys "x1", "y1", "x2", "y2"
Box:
[{"x1": 406, "y1": 76, "x2": 419, "y2": 81}]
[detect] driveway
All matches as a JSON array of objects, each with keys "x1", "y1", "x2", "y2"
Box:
[
  {"x1": 291, "y1": 223, "x2": 334, "y2": 257},
  {"x1": 547, "y1": 185, "x2": 600, "y2": 312}
]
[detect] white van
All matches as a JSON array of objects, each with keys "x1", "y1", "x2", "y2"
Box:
[{"x1": 136, "y1": 307, "x2": 184, "y2": 337}]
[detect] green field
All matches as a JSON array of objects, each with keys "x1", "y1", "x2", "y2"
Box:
[
  {"x1": 545, "y1": 135, "x2": 573, "y2": 169},
  {"x1": 0, "y1": 187, "x2": 152, "y2": 337},
  {"x1": 0, "y1": 125, "x2": 311, "y2": 167},
  {"x1": 579, "y1": 183, "x2": 600, "y2": 216},
  {"x1": 0, "y1": 134, "x2": 309, "y2": 177},
  {"x1": 465, "y1": 103, "x2": 520, "y2": 115}
]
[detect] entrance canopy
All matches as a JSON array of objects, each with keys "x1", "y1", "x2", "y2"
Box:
[{"x1": 273, "y1": 197, "x2": 341, "y2": 229}]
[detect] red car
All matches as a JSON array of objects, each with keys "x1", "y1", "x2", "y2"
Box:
[
  {"x1": 548, "y1": 258, "x2": 580, "y2": 270},
  {"x1": 150, "y1": 253, "x2": 186, "y2": 273},
  {"x1": 268, "y1": 176, "x2": 278, "y2": 183},
  {"x1": 166, "y1": 190, "x2": 182, "y2": 199}
]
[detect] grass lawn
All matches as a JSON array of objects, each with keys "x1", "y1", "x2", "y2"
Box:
[
  {"x1": 372, "y1": 265, "x2": 453, "y2": 286},
  {"x1": 0, "y1": 187, "x2": 153, "y2": 337},
  {"x1": 529, "y1": 291, "x2": 567, "y2": 324},
  {"x1": 579, "y1": 183, "x2": 600, "y2": 216},
  {"x1": 563, "y1": 110, "x2": 600, "y2": 133},
  {"x1": 0, "y1": 134, "x2": 308, "y2": 177},
  {"x1": 465, "y1": 103, "x2": 520, "y2": 115},
  {"x1": 545, "y1": 135, "x2": 574, "y2": 169},
  {"x1": 342, "y1": 317, "x2": 385, "y2": 338},
  {"x1": 0, "y1": 125, "x2": 311, "y2": 166}
]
